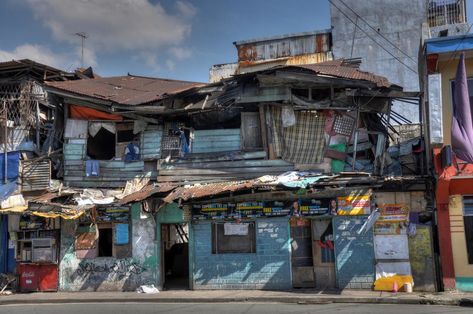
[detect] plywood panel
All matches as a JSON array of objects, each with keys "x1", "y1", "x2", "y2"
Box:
[{"x1": 241, "y1": 112, "x2": 263, "y2": 150}]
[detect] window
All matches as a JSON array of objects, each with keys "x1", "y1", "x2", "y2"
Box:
[
  {"x1": 211, "y1": 222, "x2": 256, "y2": 254},
  {"x1": 463, "y1": 196, "x2": 473, "y2": 264},
  {"x1": 87, "y1": 127, "x2": 115, "y2": 160},
  {"x1": 87, "y1": 122, "x2": 141, "y2": 161}
]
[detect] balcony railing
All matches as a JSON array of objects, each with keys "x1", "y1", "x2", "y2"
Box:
[{"x1": 428, "y1": 0, "x2": 466, "y2": 27}]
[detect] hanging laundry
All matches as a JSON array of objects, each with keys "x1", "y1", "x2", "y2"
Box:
[
  {"x1": 85, "y1": 160, "x2": 100, "y2": 177},
  {"x1": 124, "y1": 142, "x2": 140, "y2": 162}
]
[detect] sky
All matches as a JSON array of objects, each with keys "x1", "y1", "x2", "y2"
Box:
[{"x1": 0, "y1": 0, "x2": 472, "y2": 83}]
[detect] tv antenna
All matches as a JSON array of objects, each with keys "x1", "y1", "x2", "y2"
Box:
[{"x1": 75, "y1": 32, "x2": 88, "y2": 68}]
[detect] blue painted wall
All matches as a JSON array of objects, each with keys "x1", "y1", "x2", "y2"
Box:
[
  {"x1": 333, "y1": 216, "x2": 375, "y2": 289},
  {"x1": 192, "y1": 217, "x2": 291, "y2": 290},
  {"x1": 456, "y1": 277, "x2": 473, "y2": 292}
]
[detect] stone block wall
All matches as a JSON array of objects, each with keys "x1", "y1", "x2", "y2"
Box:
[{"x1": 192, "y1": 217, "x2": 291, "y2": 290}]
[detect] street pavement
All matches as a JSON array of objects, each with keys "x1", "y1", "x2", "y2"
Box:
[{"x1": 0, "y1": 303, "x2": 472, "y2": 314}]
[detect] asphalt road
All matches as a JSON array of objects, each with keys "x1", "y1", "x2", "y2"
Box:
[{"x1": 0, "y1": 303, "x2": 471, "y2": 314}]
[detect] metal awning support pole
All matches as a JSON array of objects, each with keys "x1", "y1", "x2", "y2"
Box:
[
  {"x1": 3, "y1": 101, "x2": 8, "y2": 184},
  {"x1": 352, "y1": 106, "x2": 360, "y2": 171}
]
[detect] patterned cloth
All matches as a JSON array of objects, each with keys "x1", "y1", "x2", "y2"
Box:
[{"x1": 270, "y1": 106, "x2": 326, "y2": 164}]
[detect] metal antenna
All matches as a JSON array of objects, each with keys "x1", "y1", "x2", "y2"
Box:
[{"x1": 75, "y1": 32, "x2": 88, "y2": 68}]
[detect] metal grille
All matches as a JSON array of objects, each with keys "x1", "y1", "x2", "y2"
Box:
[
  {"x1": 332, "y1": 114, "x2": 355, "y2": 137},
  {"x1": 0, "y1": 80, "x2": 43, "y2": 152},
  {"x1": 428, "y1": 0, "x2": 466, "y2": 27}
]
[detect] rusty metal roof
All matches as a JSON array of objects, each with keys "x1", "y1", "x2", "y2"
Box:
[
  {"x1": 163, "y1": 180, "x2": 258, "y2": 203},
  {"x1": 46, "y1": 75, "x2": 204, "y2": 105},
  {"x1": 118, "y1": 184, "x2": 176, "y2": 205},
  {"x1": 284, "y1": 59, "x2": 393, "y2": 88}
]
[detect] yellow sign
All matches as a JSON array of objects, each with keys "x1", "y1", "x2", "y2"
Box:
[{"x1": 337, "y1": 195, "x2": 370, "y2": 215}]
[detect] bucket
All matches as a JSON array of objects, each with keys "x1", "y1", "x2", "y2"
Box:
[{"x1": 403, "y1": 282, "x2": 413, "y2": 293}]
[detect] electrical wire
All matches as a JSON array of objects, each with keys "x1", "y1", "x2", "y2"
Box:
[
  {"x1": 335, "y1": 0, "x2": 418, "y2": 64},
  {"x1": 329, "y1": 0, "x2": 418, "y2": 74}
]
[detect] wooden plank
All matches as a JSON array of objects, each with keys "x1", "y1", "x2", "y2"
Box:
[
  {"x1": 193, "y1": 129, "x2": 240, "y2": 136},
  {"x1": 259, "y1": 105, "x2": 269, "y2": 158},
  {"x1": 68, "y1": 139, "x2": 87, "y2": 144},
  {"x1": 158, "y1": 166, "x2": 293, "y2": 176},
  {"x1": 64, "y1": 181, "x2": 129, "y2": 188},
  {"x1": 179, "y1": 150, "x2": 266, "y2": 162},
  {"x1": 161, "y1": 159, "x2": 293, "y2": 170},
  {"x1": 64, "y1": 155, "x2": 83, "y2": 161},
  {"x1": 192, "y1": 135, "x2": 241, "y2": 143},
  {"x1": 241, "y1": 112, "x2": 263, "y2": 150}
]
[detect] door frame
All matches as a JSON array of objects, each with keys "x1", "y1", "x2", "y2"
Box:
[{"x1": 155, "y1": 203, "x2": 190, "y2": 290}]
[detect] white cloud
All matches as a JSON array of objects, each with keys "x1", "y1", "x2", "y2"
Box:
[
  {"x1": 170, "y1": 47, "x2": 192, "y2": 60},
  {"x1": 25, "y1": 0, "x2": 197, "y2": 72},
  {"x1": 165, "y1": 59, "x2": 176, "y2": 71},
  {"x1": 0, "y1": 44, "x2": 68, "y2": 68}
]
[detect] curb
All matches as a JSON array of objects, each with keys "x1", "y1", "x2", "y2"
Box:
[{"x1": 0, "y1": 296, "x2": 463, "y2": 306}]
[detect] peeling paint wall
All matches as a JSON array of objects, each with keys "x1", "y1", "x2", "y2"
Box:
[{"x1": 59, "y1": 203, "x2": 157, "y2": 291}]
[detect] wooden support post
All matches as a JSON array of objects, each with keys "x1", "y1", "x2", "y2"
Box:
[
  {"x1": 36, "y1": 100, "x2": 40, "y2": 153},
  {"x1": 259, "y1": 105, "x2": 269, "y2": 159}
]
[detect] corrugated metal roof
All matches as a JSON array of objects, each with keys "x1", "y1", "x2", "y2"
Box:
[
  {"x1": 46, "y1": 75, "x2": 204, "y2": 105},
  {"x1": 118, "y1": 184, "x2": 176, "y2": 205},
  {"x1": 233, "y1": 29, "x2": 332, "y2": 46},
  {"x1": 163, "y1": 180, "x2": 257, "y2": 203},
  {"x1": 282, "y1": 59, "x2": 393, "y2": 88}
]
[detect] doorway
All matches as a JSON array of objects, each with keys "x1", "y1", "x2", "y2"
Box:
[
  {"x1": 312, "y1": 218, "x2": 336, "y2": 290},
  {"x1": 161, "y1": 223, "x2": 189, "y2": 290},
  {"x1": 290, "y1": 218, "x2": 315, "y2": 288}
]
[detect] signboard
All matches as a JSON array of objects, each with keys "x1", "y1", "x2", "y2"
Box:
[
  {"x1": 337, "y1": 195, "x2": 371, "y2": 215},
  {"x1": 374, "y1": 204, "x2": 410, "y2": 235},
  {"x1": 191, "y1": 199, "x2": 330, "y2": 220}
]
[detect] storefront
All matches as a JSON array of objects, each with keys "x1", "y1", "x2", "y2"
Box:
[
  {"x1": 7, "y1": 213, "x2": 61, "y2": 292},
  {"x1": 189, "y1": 189, "x2": 379, "y2": 290},
  {"x1": 59, "y1": 203, "x2": 157, "y2": 291}
]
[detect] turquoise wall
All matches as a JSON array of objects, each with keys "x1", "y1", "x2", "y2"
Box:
[{"x1": 192, "y1": 217, "x2": 292, "y2": 290}]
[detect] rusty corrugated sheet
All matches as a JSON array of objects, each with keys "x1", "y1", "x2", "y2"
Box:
[
  {"x1": 46, "y1": 75, "x2": 204, "y2": 106},
  {"x1": 235, "y1": 31, "x2": 332, "y2": 62},
  {"x1": 118, "y1": 184, "x2": 176, "y2": 205},
  {"x1": 238, "y1": 52, "x2": 333, "y2": 74},
  {"x1": 283, "y1": 60, "x2": 392, "y2": 88},
  {"x1": 163, "y1": 180, "x2": 257, "y2": 203}
]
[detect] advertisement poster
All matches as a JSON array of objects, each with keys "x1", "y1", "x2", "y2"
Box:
[
  {"x1": 374, "y1": 204, "x2": 410, "y2": 235},
  {"x1": 337, "y1": 195, "x2": 371, "y2": 215}
]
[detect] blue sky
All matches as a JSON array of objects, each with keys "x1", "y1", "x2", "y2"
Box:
[{"x1": 0, "y1": 0, "x2": 472, "y2": 83}]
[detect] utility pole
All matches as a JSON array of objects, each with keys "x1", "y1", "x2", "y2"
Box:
[{"x1": 75, "y1": 32, "x2": 88, "y2": 68}]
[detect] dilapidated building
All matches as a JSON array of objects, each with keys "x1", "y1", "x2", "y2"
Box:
[{"x1": 29, "y1": 58, "x2": 437, "y2": 293}]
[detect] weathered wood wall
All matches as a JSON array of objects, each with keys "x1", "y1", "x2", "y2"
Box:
[
  {"x1": 63, "y1": 126, "x2": 161, "y2": 188},
  {"x1": 158, "y1": 150, "x2": 294, "y2": 184},
  {"x1": 192, "y1": 129, "x2": 241, "y2": 153}
]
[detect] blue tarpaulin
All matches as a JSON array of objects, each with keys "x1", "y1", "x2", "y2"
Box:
[
  {"x1": 426, "y1": 35, "x2": 473, "y2": 54},
  {"x1": 0, "y1": 152, "x2": 20, "y2": 182}
]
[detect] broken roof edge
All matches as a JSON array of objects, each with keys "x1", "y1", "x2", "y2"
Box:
[{"x1": 233, "y1": 29, "x2": 332, "y2": 46}]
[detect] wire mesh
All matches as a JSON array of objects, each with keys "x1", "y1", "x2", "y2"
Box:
[{"x1": 0, "y1": 80, "x2": 44, "y2": 152}]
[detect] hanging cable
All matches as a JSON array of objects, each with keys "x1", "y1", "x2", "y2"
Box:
[
  {"x1": 335, "y1": 0, "x2": 418, "y2": 64},
  {"x1": 329, "y1": 0, "x2": 418, "y2": 74}
]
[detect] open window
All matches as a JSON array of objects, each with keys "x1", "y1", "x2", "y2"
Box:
[
  {"x1": 211, "y1": 222, "x2": 256, "y2": 254},
  {"x1": 86, "y1": 121, "x2": 141, "y2": 161}
]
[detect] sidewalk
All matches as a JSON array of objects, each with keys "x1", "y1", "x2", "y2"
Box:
[{"x1": 1, "y1": 289, "x2": 473, "y2": 306}]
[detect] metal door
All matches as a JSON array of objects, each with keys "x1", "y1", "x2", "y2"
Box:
[{"x1": 290, "y1": 218, "x2": 314, "y2": 288}]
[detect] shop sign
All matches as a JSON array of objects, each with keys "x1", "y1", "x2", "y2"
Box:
[
  {"x1": 337, "y1": 195, "x2": 371, "y2": 215},
  {"x1": 191, "y1": 199, "x2": 330, "y2": 220}
]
